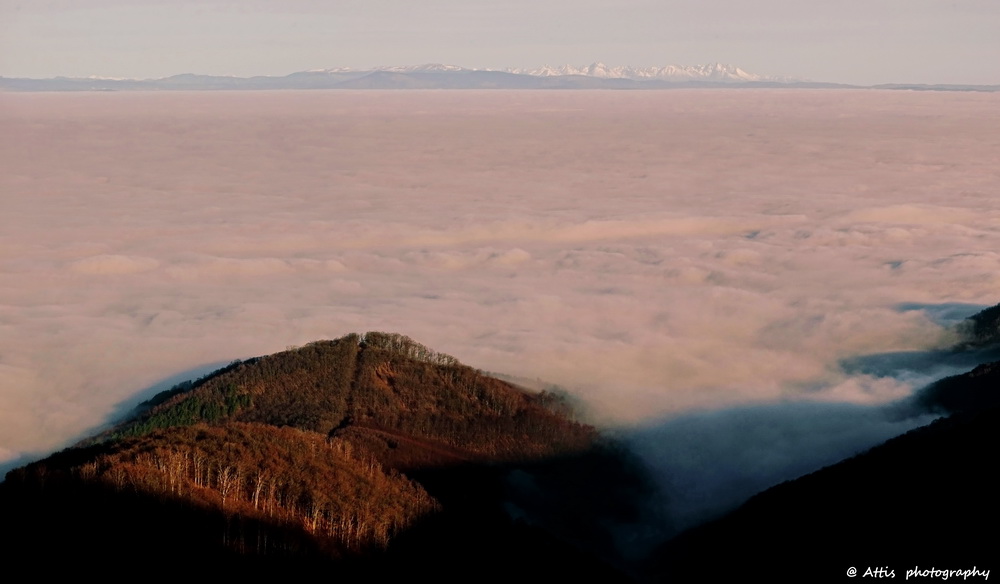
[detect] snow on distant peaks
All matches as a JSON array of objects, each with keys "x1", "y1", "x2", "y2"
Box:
[
  {"x1": 503, "y1": 62, "x2": 780, "y2": 83},
  {"x1": 310, "y1": 62, "x2": 793, "y2": 83}
]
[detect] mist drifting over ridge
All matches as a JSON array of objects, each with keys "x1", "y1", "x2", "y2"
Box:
[{"x1": 2, "y1": 89, "x2": 1000, "y2": 472}]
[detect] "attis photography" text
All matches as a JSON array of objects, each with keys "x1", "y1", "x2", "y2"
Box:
[{"x1": 848, "y1": 566, "x2": 990, "y2": 580}]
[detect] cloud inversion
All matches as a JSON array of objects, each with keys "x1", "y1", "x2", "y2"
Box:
[{"x1": 2, "y1": 89, "x2": 999, "y2": 470}]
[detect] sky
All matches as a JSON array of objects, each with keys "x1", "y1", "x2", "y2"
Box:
[
  {"x1": 3, "y1": 88, "x2": 1000, "y2": 477},
  {"x1": 1, "y1": 0, "x2": 998, "y2": 85}
]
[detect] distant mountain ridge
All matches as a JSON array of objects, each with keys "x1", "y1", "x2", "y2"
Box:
[
  {"x1": 4, "y1": 62, "x2": 998, "y2": 91},
  {"x1": 0, "y1": 62, "x2": 855, "y2": 91},
  {"x1": 317, "y1": 62, "x2": 794, "y2": 83}
]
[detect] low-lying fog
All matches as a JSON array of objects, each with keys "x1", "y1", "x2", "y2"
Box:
[{"x1": 3, "y1": 90, "x2": 999, "y2": 504}]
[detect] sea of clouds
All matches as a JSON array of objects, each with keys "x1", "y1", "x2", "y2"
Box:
[{"x1": 2, "y1": 89, "x2": 999, "y2": 486}]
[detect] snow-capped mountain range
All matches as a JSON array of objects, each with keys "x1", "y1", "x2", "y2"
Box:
[
  {"x1": 512, "y1": 62, "x2": 784, "y2": 82},
  {"x1": 36, "y1": 63, "x2": 999, "y2": 91},
  {"x1": 316, "y1": 62, "x2": 795, "y2": 83}
]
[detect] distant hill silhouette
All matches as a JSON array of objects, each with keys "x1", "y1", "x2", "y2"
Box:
[{"x1": 957, "y1": 301, "x2": 1000, "y2": 347}]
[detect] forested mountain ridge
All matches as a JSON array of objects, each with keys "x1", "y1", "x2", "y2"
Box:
[{"x1": 0, "y1": 332, "x2": 645, "y2": 579}]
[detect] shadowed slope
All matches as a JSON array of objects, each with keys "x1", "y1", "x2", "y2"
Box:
[
  {"x1": 651, "y1": 403, "x2": 1000, "y2": 582},
  {"x1": 644, "y1": 302, "x2": 1000, "y2": 581}
]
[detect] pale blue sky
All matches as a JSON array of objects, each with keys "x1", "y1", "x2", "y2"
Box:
[{"x1": 1, "y1": 0, "x2": 998, "y2": 84}]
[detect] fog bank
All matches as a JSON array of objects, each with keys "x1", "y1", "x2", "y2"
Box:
[{"x1": 2, "y1": 89, "x2": 999, "y2": 468}]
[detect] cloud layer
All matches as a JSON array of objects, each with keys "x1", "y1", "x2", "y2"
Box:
[{"x1": 2, "y1": 89, "x2": 1000, "y2": 468}]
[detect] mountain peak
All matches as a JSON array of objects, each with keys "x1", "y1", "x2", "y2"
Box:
[{"x1": 2, "y1": 332, "x2": 646, "y2": 576}]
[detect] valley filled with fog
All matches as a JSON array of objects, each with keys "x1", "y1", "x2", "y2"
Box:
[{"x1": 2, "y1": 89, "x2": 999, "y2": 485}]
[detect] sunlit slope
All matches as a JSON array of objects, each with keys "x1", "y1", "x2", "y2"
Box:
[
  {"x1": 112, "y1": 332, "x2": 595, "y2": 460},
  {"x1": 0, "y1": 333, "x2": 637, "y2": 579}
]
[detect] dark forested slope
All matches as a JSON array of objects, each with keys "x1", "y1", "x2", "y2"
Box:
[
  {"x1": 651, "y1": 404, "x2": 1000, "y2": 581},
  {"x1": 650, "y1": 303, "x2": 1000, "y2": 582}
]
